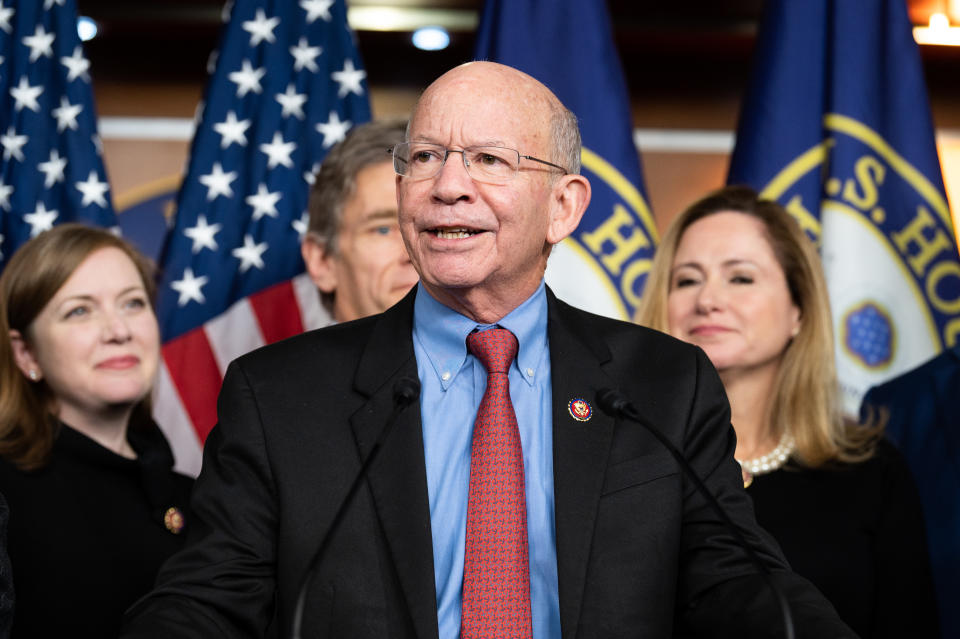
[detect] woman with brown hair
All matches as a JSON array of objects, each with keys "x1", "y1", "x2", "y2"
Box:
[
  {"x1": 0, "y1": 224, "x2": 192, "y2": 637},
  {"x1": 636, "y1": 185, "x2": 938, "y2": 637}
]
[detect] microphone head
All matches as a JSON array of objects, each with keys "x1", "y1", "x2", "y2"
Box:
[
  {"x1": 393, "y1": 376, "x2": 421, "y2": 405},
  {"x1": 596, "y1": 387, "x2": 629, "y2": 416}
]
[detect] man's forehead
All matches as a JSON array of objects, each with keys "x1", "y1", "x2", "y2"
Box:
[{"x1": 410, "y1": 81, "x2": 552, "y2": 149}]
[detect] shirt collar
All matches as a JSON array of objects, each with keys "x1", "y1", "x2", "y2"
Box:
[{"x1": 413, "y1": 281, "x2": 548, "y2": 390}]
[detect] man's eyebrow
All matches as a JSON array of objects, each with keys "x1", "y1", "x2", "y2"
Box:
[
  {"x1": 409, "y1": 136, "x2": 510, "y2": 148},
  {"x1": 360, "y1": 208, "x2": 399, "y2": 222}
]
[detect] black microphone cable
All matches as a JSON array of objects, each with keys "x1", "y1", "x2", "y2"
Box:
[
  {"x1": 290, "y1": 376, "x2": 421, "y2": 639},
  {"x1": 596, "y1": 388, "x2": 795, "y2": 639}
]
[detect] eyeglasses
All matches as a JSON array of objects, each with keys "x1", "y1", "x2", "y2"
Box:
[{"x1": 389, "y1": 142, "x2": 569, "y2": 185}]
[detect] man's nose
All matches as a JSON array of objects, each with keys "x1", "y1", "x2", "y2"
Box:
[{"x1": 430, "y1": 149, "x2": 475, "y2": 204}]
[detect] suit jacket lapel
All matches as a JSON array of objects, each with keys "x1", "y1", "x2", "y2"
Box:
[
  {"x1": 547, "y1": 291, "x2": 617, "y2": 638},
  {"x1": 351, "y1": 289, "x2": 440, "y2": 639}
]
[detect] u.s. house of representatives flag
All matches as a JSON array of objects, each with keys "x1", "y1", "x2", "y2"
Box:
[
  {"x1": 0, "y1": 0, "x2": 117, "y2": 270},
  {"x1": 154, "y1": 0, "x2": 370, "y2": 475},
  {"x1": 474, "y1": 0, "x2": 654, "y2": 320},
  {"x1": 728, "y1": 0, "x2": 960, "y2": 416}
]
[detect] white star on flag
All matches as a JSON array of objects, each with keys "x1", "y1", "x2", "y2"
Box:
[
  {"x1": 60, "y1": 46, "x2": 91, "y2": 82},
  {"x1": 331, "y1": 59, "x2": 365, "y2": 98},
  {"x1": 43, "y1": 0, "x2": 66, "y2": 9},
  {"x1": 232, "y1": 234, "x2": 268, "y2": 273},
  {"x1": 213, "y1": 110, "x2": 251, "y2": 148},
  {"x1": 1, "y1": 126, "x2": 28, "y2": 161},
  {"x1": 38, "y1": 149, "x2": 67, "y2": 188},
  {"x1": 246, "y1": 183, "x2": 282, "y2": 220},
  {"x1": 242, "y1": 8, "x2": 280, "y2": 46},
  {"x1": 316, "y1": 111, "x2": 351, "y2": 148},
  {"x1": 0, "y1": 178, "x2": 12, "y2": 211},
  {"x1": 75, "y1": 171, "x2": 110, "y2": 207},
  {"x1": 183, "y1": 214, "x2": 222, "y2": 253},
  {"x1": 23, "y1": 202, "x2": 58, "y2": 237},
  {"x1": 199, "y1": 162, "x2": 238, "y2": 200},
  {"x1": 22, "y1": 24, "x2": 54, "y2": 62},
  {"x1": 290, "y1": 37, "x2": 322, "y2": 72},
  {"x1": 171, "y1": 268, "x2": 209, "y2": 306},
  {"x1": 228, "y1": 60, "x2": 266, "y2": 98},
  {"x1": 0, "y1": 3, "x2": 13, "y2": 34},
  {"x1": 292, "y1": 211, "x2": 309, "y2": 239},
  {"x1": 300, "y1": 0, "x2": 333, "y2": 23},
  {"x1": 276, "y1": 84, "x2": 307, "y2": 119},
  {"x1": 10, "y1": 76, "x2": 43, "y2": 113},
  {"x1": 259, "y1": 132, "x2": 296, "y2": 169},
  {"x1": 52, "y1": 96, "x2": 82, "y2": 132}
]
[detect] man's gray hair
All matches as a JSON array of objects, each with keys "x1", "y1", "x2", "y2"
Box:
[
  {"x1": 306, "y1": 119, "x2": 406, "y2": 253},
  {"x1": 551, "y1": 103, "x2": 582, "y2": 176}
]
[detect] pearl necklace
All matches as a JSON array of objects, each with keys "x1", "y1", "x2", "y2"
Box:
[{"x1": 736, "y1": 431, "x2": 795, "y2": 487}]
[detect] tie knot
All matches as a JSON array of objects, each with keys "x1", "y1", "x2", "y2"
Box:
[{"x1": 467, "y1": 328, "x2": 518, "y2": 375}]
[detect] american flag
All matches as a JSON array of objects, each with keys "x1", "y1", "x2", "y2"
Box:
[
  {"x1": 0, "y1": 0, "x2": 117, "y2": 271},
  {"x1": 153, "y1": 0, "x2": 371, "y2": 475}
]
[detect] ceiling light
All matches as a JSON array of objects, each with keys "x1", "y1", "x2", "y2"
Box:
[
  {"x1": 412, "y1": 26, "x2": 450, "y2": 51},
  {"x1": 347, "y1": 6, "x2": 476, "y2": 32},
  {"x1": 77, "y1": 16, "x2": 98, "y2": 41},
  {"x1": 914, "y1": 12, "x2": 960, "y2": 46}
]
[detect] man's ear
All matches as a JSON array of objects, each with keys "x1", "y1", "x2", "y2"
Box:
[
  {"x1": 301, "y1": 236, "x2": 338, "y2": 294},
  {"x1": 546, "y1": 173, "x2": 591, "y2": 246},
  {"x1": 9, "y1": 329, "x2": 42, "y2": 381}
]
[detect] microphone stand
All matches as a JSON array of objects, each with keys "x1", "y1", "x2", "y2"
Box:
[
  {"x1": 290, "y1": 377, "x2": 420, "y2": 639},
  {"x1": 596, "y1": 388, "x2": 795, "y2": 639}
]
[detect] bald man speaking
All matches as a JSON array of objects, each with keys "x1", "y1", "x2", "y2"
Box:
[{"x1": 123, "y1": 63, "x2": 854, "y2": 638}]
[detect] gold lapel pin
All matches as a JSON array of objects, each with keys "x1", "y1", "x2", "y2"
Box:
[{"x1": 164, "y1": 506, "x2": 185, "y2": 534}]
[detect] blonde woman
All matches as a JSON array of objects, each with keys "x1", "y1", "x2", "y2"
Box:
[{"x1": 636, "y1": 185, "x2": 938, "y2": 638}]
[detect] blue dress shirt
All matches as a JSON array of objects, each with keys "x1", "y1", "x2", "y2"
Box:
[{"x1": 413, "y1": 282, "x2": 560, "y2": 639}]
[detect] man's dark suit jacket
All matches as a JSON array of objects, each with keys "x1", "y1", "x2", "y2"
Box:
[
  {"x1": 123, "y1": 288, "x2": 853, "y2": 638},
  {"x1": 861, "y1": 344, "x2": 960, "y2": 639}
]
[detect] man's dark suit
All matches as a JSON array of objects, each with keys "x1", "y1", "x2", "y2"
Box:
[
  {"x1": 123, "y1": 288, "x2": 852, "y2": 638},
  {"x1": 861, "y1": 344, "x2": 960, "y2": 639}
]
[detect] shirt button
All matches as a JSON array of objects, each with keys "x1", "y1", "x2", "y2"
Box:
[
  {"x1": 441, "y1": 371, "x2": 451, "y2": 381},
  {"x1": 526, "y1": 368, "x2": 535, "y2": 377}
]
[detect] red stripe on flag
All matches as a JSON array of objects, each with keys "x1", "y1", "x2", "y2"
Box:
[
  {"x1": 162, "y1": 328, "x2": 222, "y2": 443},
  {"x1": 249, "y1": 279, "x2": 305, "y2": 344}
]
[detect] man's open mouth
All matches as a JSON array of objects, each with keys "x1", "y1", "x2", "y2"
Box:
[{"x1": 431, "y1": 227, "x2": 481, "y2": 239}]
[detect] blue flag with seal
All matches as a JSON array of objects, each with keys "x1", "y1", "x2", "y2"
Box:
[
  {"x1": 728, "y1": 0, "x2": 960, "y2": 418},
  {"x1": 474, "y1": 0, "x2": 654, "y2": 320},
  {"x1": 0, "y1": 0, "x2": 117, "y2": 271}
]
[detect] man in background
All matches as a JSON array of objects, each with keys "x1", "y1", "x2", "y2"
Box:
[{"x1": 300, "y1": 119, "x2": 418, "y2": 325}]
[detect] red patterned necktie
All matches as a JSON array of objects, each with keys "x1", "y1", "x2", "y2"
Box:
[{"x1": 460, "y1": 328, "x2": 532, "y2": 639}]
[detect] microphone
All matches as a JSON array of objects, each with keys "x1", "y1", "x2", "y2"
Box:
[
  {"x1": 596, "y1": 388, "x2": 795, "y2": 639},
  {"x1": 290, "y1": 376, "x2": 421, "y2": 639}
]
